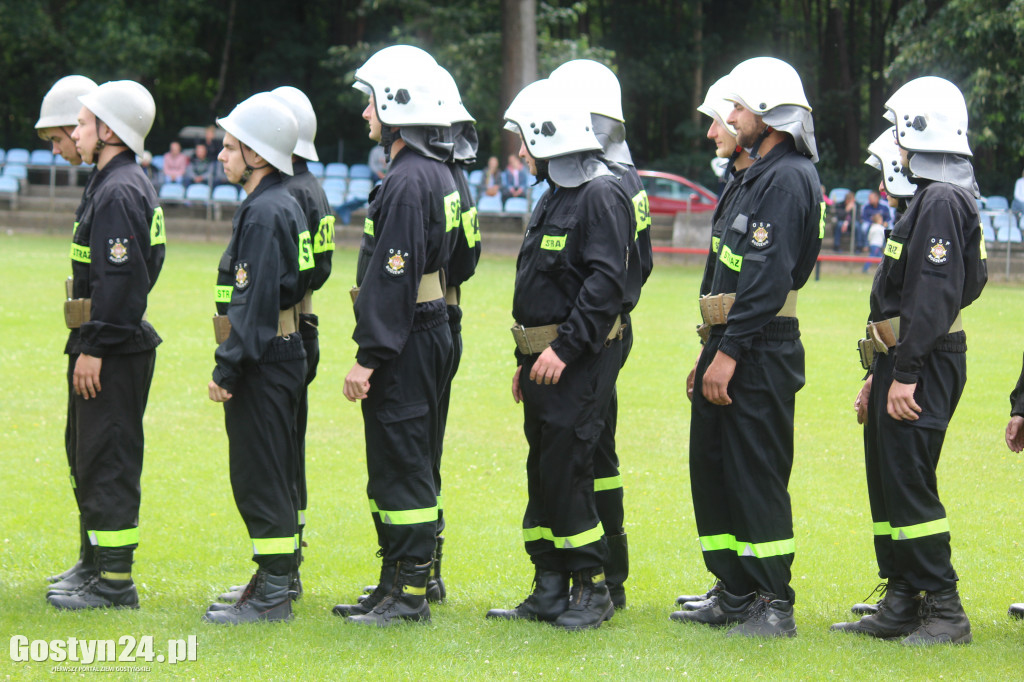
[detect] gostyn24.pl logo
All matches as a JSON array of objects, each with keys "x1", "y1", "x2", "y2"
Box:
[{"x1": 10, "y1": 635, "x2": 197, "y2": 665}]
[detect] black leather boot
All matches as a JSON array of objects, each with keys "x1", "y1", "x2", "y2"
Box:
[
  {"x1": 1009, "y1": 603, "x2": 1024, "y2": 619},
  {"x1": 48, "y1": 546, "x2": 138, "y2": 610},
  {"x1": 726, "y1": 592, "x2": 797, "y2": 638},
  {"x1": 427, "y1": 535, "x2": 446, "y2": 603},
  {"x1": 850, "y1": 581, "x2": 887, "y2": 615},
  {"x1": 605, "y1": 533, "x2": 628, "y2": 609},
  {"x1": 202, "y1": 570, "x2": 293, "y2": 624},
  {"x1": 48, "y1": 516, "x2": 94, "y2": 584},
  {"x1": 671, "y1": 587, "x2": 752, "y2": 626},
  {"x1": 347, "y1": 560, "x2": 432, "y2": 626},
  {"x1": 553, "y1": 567, "x2": 614, "y2": 631},
  {"x1": 830, "y1": 580, "x2": 921, "y2": 639},
  {"x1": 901, "y1": 588, "x2": 972, "y2": 645},
  {"x1": 486, "y1": 567, "x2": 570, "y2": 622},
  {"x1": 676, "y1": 580, "x2": 724, "y2": 609},
  {"x1": 334, "y1": 558, "x2": 395, "y2": 617}
]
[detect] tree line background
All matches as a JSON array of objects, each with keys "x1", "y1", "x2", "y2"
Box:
[{"x1": 1, "y1": 0, "x2": 1022, "y2": 196}]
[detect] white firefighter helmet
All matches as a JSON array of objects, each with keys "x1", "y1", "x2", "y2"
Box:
[
  {"x1": 435, "y1": 65, "x2": 474, "y2": 124},
  {"x1": 697, "y1": 75, "x2": 738, "y2": 136},
  {"x1": 353, "y1": 45, "x2": 450, "y2": 127},
  {"x1": 865, "y1": 127, "x2": 917, "y2": 198},
  {"x1": 78, "y1": 80, "x2": 155, "y2": 157},
  {"x1": 503, "y1": 79, "x2": 602, "y2": 160},
  {"x1": 217, "y1": 92, "x2": 299, "y2": 175},
  {"x1": 36, "y1": 75, "x2": 97, "y2": 131},
  {"x1": 548, "y1": 59, "x2": 624, "y2": 122},
  {"x1": 271, "y1": 86, "x2": 319, "y2": 162},
  {"x1": 885, "y1": 76, "x2": 971, "y2": 156}
]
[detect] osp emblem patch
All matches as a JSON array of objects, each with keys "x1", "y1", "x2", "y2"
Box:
[
  {"x1": 751, "y1": 222, "x2": 771, "y2": 248},
  {"x1": 385, "y1": 249, "x2": 409, "y2": 276},
  {"x1": 234, "y1": 262, "x2": 250, "y2": 289},
  {"x1": 927, "y1": 237, "x2": 950, "y2": 265},
  {"x1": 107, "y1": 237, "x2": 129, "y2": 264}
]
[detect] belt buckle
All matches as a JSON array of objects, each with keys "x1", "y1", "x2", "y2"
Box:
[{"x1": 513, "y1": 323, "x2": 532, "y2": 355}]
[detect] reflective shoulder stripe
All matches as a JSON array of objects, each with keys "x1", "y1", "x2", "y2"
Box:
[
  {"x1": 883, "y1": 238, "x2": 903, "y2": 260},
  {"x1": 251, "y1": 536, "x2": 297, "y2": 555},
  {"x1": 150, "y1": 206, "x2": 166, "y2": 246},
  {"x1": 89, "y1": 528, "x2": 139, "y2": 548},
  {"x1": 364, "y1": 217, "x2": 374, "y2": 237},
  {"x1": 70, "y1": 243, "x2": 91, "y2": 263},
  {"x1": 523, "y1": 523, "x2": 604, "y2": 549},
  {"x1": 297, "y1": 229, "x2": 314, "y2": 271},
  {"x1": 818, "y1": 201, "x2": 826, "y2": 239},
  {"x1": 540, "y1": 235, "x2": 566, "y2": 251},
  {"x1": 215, "y1": 285, "x2": 233, "y2": 304},
  {"x1": 711, "y1": 236, "x2": 721, "y2": 253},
  {"x1": 462, "y1": 207, "x2": 479, "y2": 247},
  {"x1": 313, "y1": 214, "x2": 336, "y2": 254},
  {"x1": 979, "y1": 226, "x2": 987, "y2": 260},
  {"x1": 594, "y1": 475, "x2": 623, "y2": 492},
  {"x1": 718, "y1": 244, "x2": 742, "y2": 272},
  {"x1": 632, "y1": 190, "x2": 652, "y2": 237},
  {"x1": 443, "y1": 190, "x2": 461, "y2": 233}
]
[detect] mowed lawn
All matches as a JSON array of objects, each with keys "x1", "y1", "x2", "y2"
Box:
[{"x1": 1, "y1": 230, "x2": 1022, "y2": 680}]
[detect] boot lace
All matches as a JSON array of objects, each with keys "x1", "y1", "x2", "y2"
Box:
[
  {"x1": 860, "y1": 581, "x2": 888, "y2": 605},
  {"x1": 745, "y1": 595, "x2": 771, "y2": 623},
  {"x1": 917, "y1": 593, "x2": 939, "y2": 625}
]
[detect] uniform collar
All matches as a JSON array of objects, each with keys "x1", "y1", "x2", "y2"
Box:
[
  {"x1": 86, "y1": 150, "x2": 136, "y2": 196},
  {"x1": 741, "y1": 135, "x2": 797, "y2": 186},
  {"x1": 244, "y1": 171, "x2": 283, "y2": 202}
]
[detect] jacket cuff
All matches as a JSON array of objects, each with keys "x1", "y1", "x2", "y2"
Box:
[
  {"x1": 891, "y1": 368, "x2": 919, "y2": 385},
  {"x1": 77, "y1": 342, "x2": 106, "y2": 358},
  {"x1": 355, "y1": 350, "x2": 382, "y2": 370},
  {"x1": 212, "y1": 366, "x2": 238, "y2": 394},
  {"x1": 549, "y1": 338, "x2": 579, "y2": 365},
  {"x1": 716, "y1": 336, "x2": 744, "y2": 362}
]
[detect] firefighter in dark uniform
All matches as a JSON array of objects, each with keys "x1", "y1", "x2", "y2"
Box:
[
  {"x1": 1007, "y1": 356, "x2": 1024, "y2": 617},
  {"x1": 332, "y1": 45, "x2": 457, "y2": 627},
  {"x1": 47, "y1": 80, "x2": 164, "y2": 610},
  {"x1": 215, "y1": 86, "x2": 333, "y2": 606},
  {"x1": 832, "y1": 76, "x2": 986, "y2": 645},
  {"x1": 673, "y1": 57, "x2": 821, "y2": 638},
  {"x1": 548, "y1": 59, "x2": 651, "y2": 609},
  {"x1": 35, "y1": 74, "x2": 101, "y2": 595},
  {"x1": 674, "y1": 73, "x2": 755, "y2": 611},
  {"x1": 202, "y1": 92, "x2": 311, "y2": 624},
  {"x1": 485, "y1": 78, "x2": 637, "y2": 631}
]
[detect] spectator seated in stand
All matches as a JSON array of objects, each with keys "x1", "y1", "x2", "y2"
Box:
[
  {"x1": 185, "y1": 143, "x2": 215, "y2": 186},
  {"x1": 479, "y1": 155, "x2": 501, "y2": 199},
  {"x1": 500, "y1": 153, "x2": 527, "y2": 204},
  {"x1": 139, "y1": 151, "x2": 160, "y2": 189},
  {"x1": 856, "y1": 190, "x2": 891, "y2": 253},
  {"x1": 1012, "y1": 167, "x2": 1024, "y2": 217},
  {"x1": 162, "y1": 141, "x2": 189, "y2": 184}
]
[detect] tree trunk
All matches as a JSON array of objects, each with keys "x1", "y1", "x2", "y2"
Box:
[
  {"x1": 210, "y1": 0, "x2": 237, "y2": 116},
  {"x1": 501, "y1": 0, "x2": 537, "y2": 162}
]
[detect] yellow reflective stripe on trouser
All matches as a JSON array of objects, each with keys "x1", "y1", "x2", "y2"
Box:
[
  {"x1": 89, "y1": 528, "x2": 140, "y2": 547},
  {"x1": 436, "y1": 494, "x2": 444, "y2": 512},
  {"x1": 313, "y1": 215, "x2": 336, "y2": 254},
  {"x1": 368, "y1": 499, "x2": 438, "y2": 525},
  {"x1": 297, "y1": 509, "x2": 306, "y2": 526},
  {"x1": 443, "y1": 190, "x2": 461, "y2": 233},
  {"x1": 873, "y1": 518, "x2": 950, "y2": 540},
  {"x1": 522, "y1": 523, "x2": 604, "y2": 549},
  {"x1": 69, "y1": 466, "x2": 76, "y2": 489},
  {"x1": 719, "y1": 245, "x2": 742, "y2": 272},
  {"x1": 594, "y1": 475, "x2": 622, "y2": 492},
  {"x1": 297, "y1": 230, "x2": 314, "y2": 271},
  {"x1": 251, "y1": 536, "x2": 297, "y2": 555},
  {"x1": 698, "y1": 533, "x2": 795, "y2": 558},
  {"x1": 150, "y1": 206, "x2": 166, "y2": 246},
  {"x1": 70, "y1": 243, "x2": 91, "y2": 263},
  {"x1": 215, "y1": 285, "x2": 232, "y2": 304}
]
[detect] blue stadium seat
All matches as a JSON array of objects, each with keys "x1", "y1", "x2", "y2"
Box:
[
  {"x1": 185, "y1": 183, "x2": 211, "y2": 201},
  {"x1": 322, "y1": 178, "x2": 347, "y2": 195},
  {"x1": 3, "y1": 164, "x2": 28, "y2": 181},
  {"x1": 504, "y1": 197, "x2": 529, "y2": 213},
  {"x1": 349, "y1": 163, "x2": 373, "y2": 180},
  {"x1": 306, "y1": 161, "x2": 325, "y2": 178},
  {"x1": 347, "y1": 179, "x2": 374, "y2": 197},
  {"x1": 0, "y1": 175, "x2": 19, "y2": 195},
  {"x1": 986, "y1": 195, "x2": 1009, "y2": 210},
  {"x1": 212, "y1": 185, "x2": 238, "y2": 202},
  {"x1": 324, "y1": 162, "x2": 348, "y2": 179},
  {"x1": 468, "y1": 169, "x2": 484, "y2": 187},
  {"x1": 980, "y1": 214, "x2": 996, "y2": 242},
  {"x1": 476, "y1": 194, "x2": 504, "y2": 213},
  {"x1": 0, "y1": 148, "x2": 6, "y2": 165},
  {"x1": 854, "y1": 188, "x2": 872, "y2": 206},
  {"x1": 159, "y1": 183, "x2": 185, "y2": 202},
  {"x1": 324, "y1": 187, "x2": 345, "y2": 207},
  {"x1": 5, "y1": 148, "x2": 29, "y2": 165},
  {"x1": 151, "y1": 154, "x2": 164, "y2": 171},
  {"x1": 30, "y1": 149, "x2": 54, "y2": 166},
  {"x1": 829, "y1": 187, "x2": 852, "y2": 204}
]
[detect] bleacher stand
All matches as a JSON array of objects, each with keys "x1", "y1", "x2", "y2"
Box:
[
  {"x1": 324, "y1": 162, "x2": 348, "y2": 179},
  {"x1": 476, "y1": 194, "x2": 503, "y2": 213},
  {"x1": 504, "y1": 196, "x2": 529, "y2": 213},
  {"x1": 348, "y1": 163, "x2": 372, "y2": 180}
]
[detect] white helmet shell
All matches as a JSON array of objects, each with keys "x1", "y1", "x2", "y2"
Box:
[
  {"x1": 434, "y1": 65, "x2": 474, "y2": 124},
  {"x1": 217, "y1": 92, "x2": 299, "y2": 175},
  {"x1": 78, "y1": 80, "x2": 155, "y2": 157},
  {"x1": 548, "y1": 59, "x2": 624, "y2": 122},
  {"x1": 36, "y1": 75, "x2": 97, "y2": 130},
  {"x1": 885, "y1": 76, "x2": 971, "y2": 156},
  {"x1": 865, "y1": 127, "x2": 917, "y2": 198},
  {"x1": 271, "y1": 86, "x2": 319, "y2": 162},
  {"x1": 725, "y1": 57, "x2": 811, "y2": 114},
  {"x1": 353, "y1": 45, "x2": 450, "y2": 127},
  {"x1": 697, "y1": 75, "x2": 738, "y2": 135},
  {"x1": 503, "y1": 79, "x2": 602, "y2": 160}
]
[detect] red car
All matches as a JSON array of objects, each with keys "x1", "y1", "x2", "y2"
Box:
[{"x1": 638, "y1": 170, "x2": 718, "y2": 215}]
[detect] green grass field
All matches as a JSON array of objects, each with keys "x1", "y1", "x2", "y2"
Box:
[{"x1": 1, "y1": 231, "x2": 1022, "y2": 680}]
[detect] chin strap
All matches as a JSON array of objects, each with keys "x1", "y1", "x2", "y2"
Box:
[
  {"x1": 746, "y1": 124, "x2": 773, "y2": 161},
  {"x1": 239, "y1": 144, "x2": 269, "y2": 184},
  {"x1": 94, "y1": 119, "x2": 127, "y2": 156},
  {"x1": 380, "y1": 127, "x2": 400, "y2": 163}
]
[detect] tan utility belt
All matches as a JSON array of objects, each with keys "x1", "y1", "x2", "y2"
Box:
[
  {"x1": 445, "y1": 285, "x2": 460, "y2": 306},
  {"x1": 856, "y1": 312, "x2": 964, "y2": 370},
  {"x1": 349, "y1": 270, "x2": 444, "y2": 306},
  {"x1": 695, "y1": 290, "x2": 798, "y2": 342},
  {"x1": 212, "y1": 306, "x2": 299, "y2": 345},
  {"x1": 299, "y1": 290, "x2": 313, "y2": 315},
  {"x1": 63, "y1": 278, "x2": 151, "y2": 329},
  {"x1": 511, "y1": 315, "x2": 624, "y2": 355}
]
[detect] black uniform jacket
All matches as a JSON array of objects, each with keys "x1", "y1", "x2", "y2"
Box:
[
  {"x1": 699, "y1": 166, "x2": 746, "y2": 297},
  {"x1": 512, "y1": 170, "x2": 636, "y2": 365},
  {"x1": 868, "y1": 178, "x2": 987, "y2": 384},
  {"x1": 66, "y1": 150, "x2": 164, "y2": 357},
  {"x1": 445, "y1": 163, "x2": 481, "y2": 290},
  {"x1": 213, "y1": 173, "x2": 310, "y2": 392},
  {"x1": 706, "y1": 137, "x2": 822, "y2": 360},
  {"x1": 353, "y1": 146, "x2": 460, "y2": 369},
  {"x1": 284, "y1": 159, "x2": 335, "y2": 292},
  {"x1": 617, "y1": 165, "x2": 652, "y2": 311},
  {"x1": 1011, "y1": 353, "x2": 1024, "y2": 417}
]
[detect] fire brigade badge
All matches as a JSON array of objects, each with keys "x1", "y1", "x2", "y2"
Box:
[
  {"x1": 234, "y1": 262, "x2": 250, "y2": 289},
  {"x1": 927, "y1": 237, "x2": 949, "y2": 265},
  {"x1": 107, "y1": 237, "x2": 129, "y2": 264},
  {"x1": 751, "y1": 221, "x2": 771, "y2": 248},
  {"x1": 385, "y1": 249, "x2": 409, "y2": 276}
]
